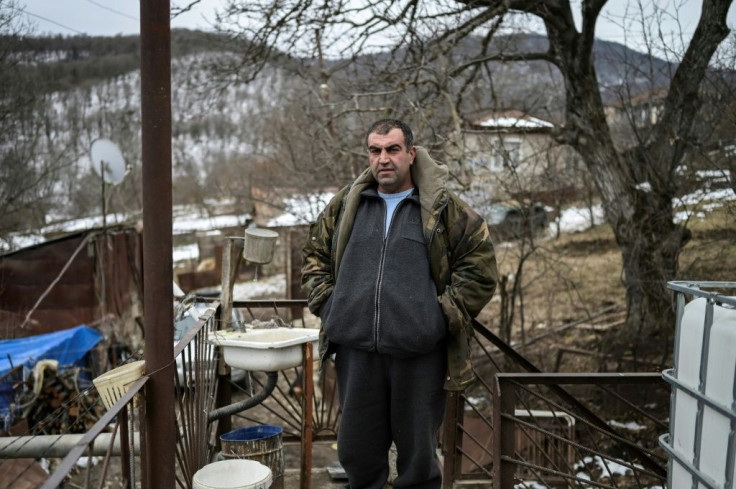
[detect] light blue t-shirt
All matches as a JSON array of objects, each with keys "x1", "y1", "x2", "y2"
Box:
[{"x1": 378, "y1": 188, "x2": 414, "y2": 237}]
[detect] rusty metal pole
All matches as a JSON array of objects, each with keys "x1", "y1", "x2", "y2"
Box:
[
  {"x1": 493, "y1": 376, "x2": 516, "y2": 489},
  {"x1": 140, "y1": 2, "x2": 175, "y2": 489},
  {"x1": 440, "y1": 392, "x2": 461, "y2": 488},
  {"x1": 300, "y1": 342, "x2": 314, "y2": 489}
]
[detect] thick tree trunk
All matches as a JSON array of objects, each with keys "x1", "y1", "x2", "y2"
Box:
[
  {"x1": 540, "y1": 0, "x2": 731, "y2": 367},
  {"x1": 612, "y1": 191, "x2": 690, "y2": 367}
]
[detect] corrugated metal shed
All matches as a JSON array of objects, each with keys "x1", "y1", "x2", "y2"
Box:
[{"x1": 0, "y1": 225, "x2": 142, "y2": 338}]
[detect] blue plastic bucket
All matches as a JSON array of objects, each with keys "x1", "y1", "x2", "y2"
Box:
[{"x1": 220, "y1": 426, "x2": 284, "y2": 489}]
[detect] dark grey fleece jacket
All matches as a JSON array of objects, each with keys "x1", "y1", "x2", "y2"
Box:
[{"x1": 319, "y1": 186, "x2": 447, "y2": 358}]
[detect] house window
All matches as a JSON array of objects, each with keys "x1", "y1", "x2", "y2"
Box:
[
  {"x1": 491, "y1": 140, "x2": 521, "y2": 170},
  {"x1": 467, "y1": 155, "x2": 492, "y2": 172}
]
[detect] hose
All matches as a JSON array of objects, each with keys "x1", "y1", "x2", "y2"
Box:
[{"x1": 207, "y1": 371, "x2": 278, "y2": 423}]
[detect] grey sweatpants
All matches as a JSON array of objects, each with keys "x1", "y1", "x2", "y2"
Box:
[{"x1": 335, "y1": 344, "x2": 447, "y2": 489}]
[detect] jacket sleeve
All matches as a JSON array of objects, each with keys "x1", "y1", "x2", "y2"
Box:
[
  {"x1": 438, "y1": 195, "x2": 498, "y2": 391},
  {"x1": 301, "y1": 191, "x2": 343, "y2": 317},
  {"x1": 439, "y1": 195, "x2": 498, "y2": 335}
]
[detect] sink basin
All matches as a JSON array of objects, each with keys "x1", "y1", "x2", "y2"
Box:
[{"x1": 208, "y1": 327, "x2": 319, "y2": 371}]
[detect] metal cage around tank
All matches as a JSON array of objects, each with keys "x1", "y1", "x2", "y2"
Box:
[{"x1": 660, "y1": 281, "x2": 736, "y2": 489}]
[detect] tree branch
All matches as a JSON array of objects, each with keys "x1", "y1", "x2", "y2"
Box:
[
  {"x1": 449, "y1": 50, "x2": 555, "y2": 77},
  {"x1": 579, "y1": 0, "x2": 606, "y2": 72},
  {"x1": 654, "y1": 0, "x2": 732, "y2": 162}
]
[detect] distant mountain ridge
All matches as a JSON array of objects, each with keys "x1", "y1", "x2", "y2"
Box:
[{"x1": 10, "y1": 30, "x2": 674, "y2": 104}]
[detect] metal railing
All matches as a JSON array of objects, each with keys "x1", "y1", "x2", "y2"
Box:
[
  {"x1": 439, "y1": 317, "x2": 670, "y2": 488},
  {"x1": 30, "y1": 373, "x2": 147, "y2": 489},
  {"x1": 492, "y1": 373, "x2": 668, "y2": 489},
  {"x1": 172, "y1": 301, "x2": 221, "y2": 489}
]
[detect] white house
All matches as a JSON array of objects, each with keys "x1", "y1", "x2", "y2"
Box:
[{"x1": 456, "y1": 109, "x2": 581, "y2": 204}]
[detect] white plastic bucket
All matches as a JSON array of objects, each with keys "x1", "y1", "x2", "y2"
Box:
[
  {"x1": 243, "y1": 228, "x2": 279, "y2": 264},
  {"x1": 193, "y1": 459, "x2": 272, "y2": 489}
]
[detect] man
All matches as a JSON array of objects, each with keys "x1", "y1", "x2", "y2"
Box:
[{"x1": 302, "y1": 119, "x2": 497, "y2": 489}]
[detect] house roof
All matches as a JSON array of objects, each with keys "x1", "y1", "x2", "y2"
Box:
[
  {"x1": 0, "y1": 223, "x2": 136, "y2": 258},
  {"x1": 465, "y1": 109, "x2": 555, "y2": 131},
  {"x1": 605, "y1": 88, "x2": 669, "y2": 109}
]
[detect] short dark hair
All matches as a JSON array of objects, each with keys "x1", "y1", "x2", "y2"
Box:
[{"x1": 366, "y1": 119, "x2": 414, "y2": 151}]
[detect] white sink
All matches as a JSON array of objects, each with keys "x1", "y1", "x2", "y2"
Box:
[{"x1": 208, "y1": 327, "x2": 319, "y2": 371}]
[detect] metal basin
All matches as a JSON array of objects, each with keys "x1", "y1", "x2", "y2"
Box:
[{"x1": 208, "y1": 327, "x2": 319, "y2": 371}]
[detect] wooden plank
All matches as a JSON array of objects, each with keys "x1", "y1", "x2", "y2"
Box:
[{"x1": 0, "y1": 459, "x2": 49, "y2": 489}]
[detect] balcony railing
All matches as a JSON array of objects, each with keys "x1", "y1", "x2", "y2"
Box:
[
  {"x1": 440, "y1": 318, "x2": 669, "y2": 488},
  {"x1": 26, "y1": 298, "x2": 668, "y2": 489}
]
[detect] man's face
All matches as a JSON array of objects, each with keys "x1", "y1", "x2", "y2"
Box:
[{"x1": 367, "y1": 128, "x2": 416, "y2": 194}]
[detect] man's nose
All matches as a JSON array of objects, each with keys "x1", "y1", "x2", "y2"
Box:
[{"x1": 378, "y1": 149, "x2": 391, "y2": 163}]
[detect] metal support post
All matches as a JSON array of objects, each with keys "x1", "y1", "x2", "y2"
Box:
[
  {"x1": 300, "y1": 342, "x2": 314, "y2": 489},
  {"x1": 441, "y1": 391, "x2": 463, "y2": 488},
  {"x1": 493, "y1": 376, "x2": 516, "y2": 489},
  {"x1": 140, "y1": 2, "x2": 175, "y2": 488}
]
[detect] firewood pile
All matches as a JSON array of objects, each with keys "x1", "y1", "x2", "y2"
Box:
[{"x1": 16, "y1": 367, "x2": 105, "y2": 435}]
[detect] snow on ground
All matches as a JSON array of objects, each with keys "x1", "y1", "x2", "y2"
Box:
[
  {"x1": 673, "y1": 187, "x2": 736, "y2": 223},
  {"x1": 39, "y1": 213, "x2": 132, "y2": 235},
  {"x1": 266, "y1": 192, "x2": 334, "y2": 227},
  {"x1": 2, "y1": 186, "x2": 733, "y2": 255},
  {"x1": 173, "y1": 243, "x2": 199, "y2": 263},
  {"x1": 184, "y1": 273, "x2": 286, "y2": 301},
  {"x1": 0, "y1": 233, "x2": 45, "y2": 252},
  {"x1": 232, "y1": 273, "x2": 286, "y2": 300},
  {"x1": 172, "y1": 213, "x2": 249, "y2": 235},
  {"x1": 608, "y1": 420, "x2": 647, "y2": 431},
  {"x1": 574, "y1": 455, "x2": 640, "y2": 477},
  {"x1": 551, "y1": 205, "x2": 606, "y2": 234},
  {"x1": 547, "y1": 185, "x2": 735, "y2": 234}
]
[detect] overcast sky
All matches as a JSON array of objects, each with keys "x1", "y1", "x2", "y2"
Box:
[
  {"x1": 15, "y1": 0, "x2": 736, "y2": 55},
  {"x1": 18, "y1": 0, "x2": 224, "y2": 36}
]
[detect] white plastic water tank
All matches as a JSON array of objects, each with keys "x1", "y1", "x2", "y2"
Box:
[
  {"x1": 700, "y1": 301, "x2": 736, "y2": 488},
  {"x1": 665, "y1": 291, "x2": 736, "y2": 489}
]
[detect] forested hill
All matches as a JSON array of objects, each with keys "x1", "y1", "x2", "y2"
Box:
[
  {"x1": 7, "y1": 29, "x2": 674, "y2": 100},
  {"x1": 3, "y1": 29, "x2": 234, "y2": 91}
]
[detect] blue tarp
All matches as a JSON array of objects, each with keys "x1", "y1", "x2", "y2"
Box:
[
  {"x1": 0, "y1": 325, "x2": 103, "y2": 419},
  {"x1": 0, "y1": 325, "x2": 103, "y2": 378}
]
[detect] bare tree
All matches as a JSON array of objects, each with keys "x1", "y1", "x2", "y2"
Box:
[
  {"x1": 214, "y1": 0, "x2": 734, "y2": 363},
  {"x1": 0, "y1": 0, "x2": 64, "y2": 244}
]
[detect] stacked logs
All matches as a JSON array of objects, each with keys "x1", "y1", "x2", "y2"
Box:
[{"x1": 20, "y1": 368, "x2": 105, "y2": 435}]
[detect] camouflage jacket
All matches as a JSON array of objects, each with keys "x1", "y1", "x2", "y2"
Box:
[{"x1": 301, "y1": 147, "x2": 498, "y2": 390}]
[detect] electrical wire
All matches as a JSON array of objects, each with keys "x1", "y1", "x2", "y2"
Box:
[
  {"x1": 82, "y1": 0, "x2": 138, "y2": 22},
  {"x1": 20, "y1": 9, "x2": 85, "y2": 35}
]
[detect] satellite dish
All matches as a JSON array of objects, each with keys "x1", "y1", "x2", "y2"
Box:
[{"x1": 90, "y1": 138, "x2": 126, "y2": 185}]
